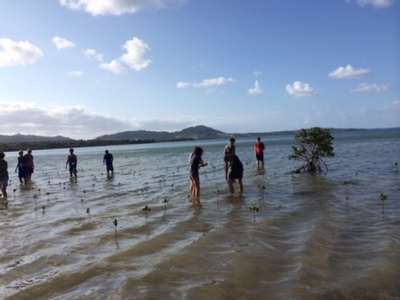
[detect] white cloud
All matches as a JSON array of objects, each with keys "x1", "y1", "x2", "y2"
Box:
[
  {"x1": 195, "y1": 77, "x2": 236, "y2": 87},
  {"x1": 67, "y1": 70, "x2": 84, "y2": 76},
  {"x1": 286, "y1": 81, "x2": 318, "y2": 98},
  {"x1": 52, "y1": 36, "x2": 76, "y2": 50},
  {"x1": 177, "y1": 82, "x2": 190, "y2": 89},
  {"x1": 248, "y1": 80, "x2": 263, "y2": 95},
  {"x1": 339, "y1": 100, "x2": 400, "y2": 128},
  {"x1": 99, "y1": 60, "x2": 127, "y2": 74},
  {"x1": 0, "y1": 38, "x2": 43, "y2": 67},
  {"x1": 253, "y1": 71, "x2": 262, "y2": 77},
  {"x1": 328, "y1": 65, "x2": 371, "y2": 79},
  {"x1": 351, "y1": 83, "x2": 390, "y2": 93},
  {"x1": 177, "y1": 77, "x2": 236, "y2": 89},
  {"x1": 0, "y1": 102, "x2": 132, "y2": 139},
  {"x1": 83, "y1": 49, "x2": 103, "y2": 61},
  {"x1": 345, "y1": 0, "x2": 394, "y2": 8},
  {"x1": 0, "y1": 101, "x2": 206, "y2": 139},
  {"x1": 59, "y1": 0, "x2": 185, "y2": 16},
  {"x1": 120, "y1": 37, "x2": 151, "y2": 71},
  {"x1": 99, "y1": 37, "x2": 151, "y2": 74}
]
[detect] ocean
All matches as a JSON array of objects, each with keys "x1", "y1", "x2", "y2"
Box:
[{"x1": 0, "y1": 128, "x2": 399, "y2": 299}]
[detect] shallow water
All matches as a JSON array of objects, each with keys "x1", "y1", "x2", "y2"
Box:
[{"x1": 1, "y1": 129, "x2": 399, "y2": 299}]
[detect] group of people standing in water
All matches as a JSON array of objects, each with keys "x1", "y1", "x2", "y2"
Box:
[
  {"x1": 189, "y1": 137, "x2": 266, "y2": 201},
  {"x1": 0, "y1": 149, "x2": 34, "y2": 198},
  {"x1": 15, "y1": 149, "x2": 35, "y2": 185},
  {"x1": 0, "y1": 148, "x2": 115, "y2": 199},
  {"x1": 1, "y1": 138, "x2": 265, "y2": 200}
]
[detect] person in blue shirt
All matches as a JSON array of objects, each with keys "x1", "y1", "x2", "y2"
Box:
[{"x1": 15, "y1": 150, "x2": 28, "y2": 184}]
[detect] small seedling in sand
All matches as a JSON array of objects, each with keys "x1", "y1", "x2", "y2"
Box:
[
  {"x1": 33, "y1": 194, "x2": 38, "y2": 205},
  {"x1": 142, "y1": 205, "x2": 151, "y2": 218},
  {"x1": 258, "y1": 184, "x2": 266, "y2": 198},
  {"x1": 380, "y1": 193, "x2": 388, "y2": 214},
  {"x1": 113, "y1": 218, "x2": 118, "y2": 233},
  {"x1": 249, "y1": 205, "x2": 259, "y2": 221},
  {"x1": 162, "y1": 198, "x2": 169, "y2": 211},
  {"x1": 215, "y1": 190, "x2": 220, "y2": 201}
]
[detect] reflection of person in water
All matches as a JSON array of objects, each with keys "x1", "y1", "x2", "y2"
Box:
[{"x1": 227, "y1": 155, "x2": 243, "y2": 193}]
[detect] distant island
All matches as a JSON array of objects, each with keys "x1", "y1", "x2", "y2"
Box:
[{"x1": 0, "y1": 125, "x2": 388, "y2": 152}]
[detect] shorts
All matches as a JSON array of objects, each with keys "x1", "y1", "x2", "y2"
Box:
[
  {"x1": 189, "y1": 173, "x2": 199, "y2": 181},
  {"x1": 0, "y1": 179, "x2": 9, "y2": 188},
  {"x1": 228, "y1": 170, "x2": 243, "y2": 180},
  {"x1": 106, "y1": 164, "x2": 114, "y2": 172},
  {"x1": 256, "y1": 154, "x2": 264, "y2": 162}
]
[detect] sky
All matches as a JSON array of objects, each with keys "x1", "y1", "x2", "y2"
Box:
[{"x1": 0, "y1": 0, "x2": 399, "y2": 139}]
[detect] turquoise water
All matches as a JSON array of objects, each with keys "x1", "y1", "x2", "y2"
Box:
[{"x1": 0, "y1": 129, "x2": 399, "y2": 299}]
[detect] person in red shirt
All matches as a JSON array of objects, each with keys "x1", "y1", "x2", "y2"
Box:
[{"x1": 254, "y1": 137, "x2": 265, "y2": 168}]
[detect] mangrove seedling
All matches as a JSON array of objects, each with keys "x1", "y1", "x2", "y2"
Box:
[
  {"x1": 143, "y1": 205, "x2": 151, "y2": 218},
  {"x1": 289, "y1": 127, "x2": 334, "y2": 173},
  {"x1": 258, "y1": 184, "x2": 266, "y2": 198},
  {"x1": 249, "y1": 205, "x2": 259, "y2": 221},
  {"x1": 380, "y1": 193, "x2": 388, "y2": 214},
  {"x1": 86, "y1": 207, "x2": 90, "y2": 214},
  {"x1": 113, "y1": 218, "x2": 118, "y2": 233},
  {"x1": 215, "y1": 190, "x2": 220, "y2": 201},
  {"x1": 162, "y1": 198, "x2": 169, "y2": 211}
]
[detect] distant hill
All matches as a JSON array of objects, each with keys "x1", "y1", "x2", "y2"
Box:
[
  {"x1": 2, "y1": 126, "x2": 394, "y2": 153},
  {"x1": 0, "y1": 134, "x2": 72, "y2": 143},
  {"x1": 95, "y1": 125, "x2": 230, "y2": 141}
]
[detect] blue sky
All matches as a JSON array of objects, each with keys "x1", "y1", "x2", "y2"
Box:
[{"x1": 0, "y1": 0, "x2": 399, "y2": 139}]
